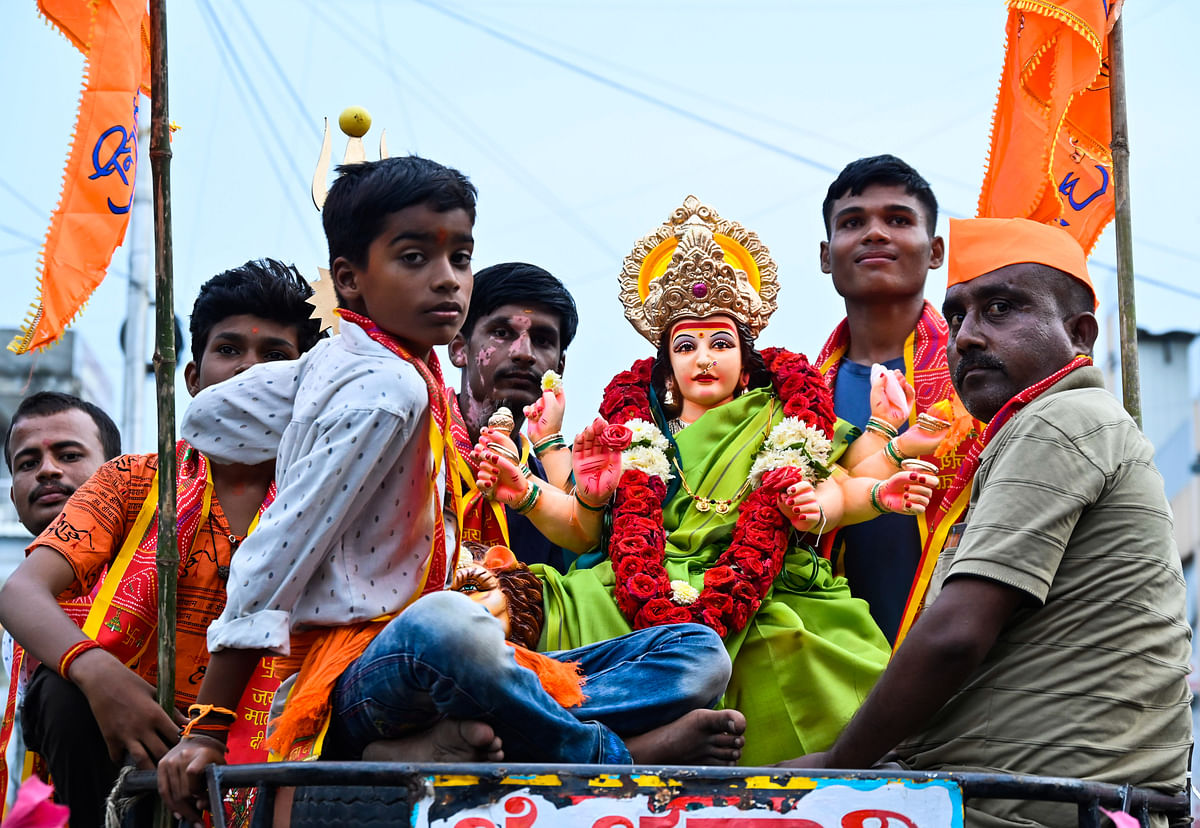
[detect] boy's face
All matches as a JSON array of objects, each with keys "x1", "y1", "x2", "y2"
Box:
[
  {"x1": 184, "y1": 314, "x2": 303, "y2": 396},
  {"x1": 820, "y1": 183, "x2": 944, "y2": 304},
  {"x1": 333, "y1": 204, "x2": 474, "y2": 357}
]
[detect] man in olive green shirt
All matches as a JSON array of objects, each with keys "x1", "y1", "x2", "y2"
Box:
[{"x1": 785, "y1": 218, "x2": 1192, "y2": 827}]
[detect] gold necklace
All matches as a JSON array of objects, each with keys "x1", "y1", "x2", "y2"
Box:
[
  {"x1": 670, "y1": 454, "x2": 751, "y2": 514},
  {"x1": 669, "y1": 398, "x2": 776, "y2": 514}
]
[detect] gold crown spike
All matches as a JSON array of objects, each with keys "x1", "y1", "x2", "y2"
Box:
[
  {"x1": 311, "y1": 107, "x2": 392, "y2": 210},
  {"x1": 619, "y1": 195, "x2": 779, "y2": 346},
  {"x1": 307, "y1": 267, "x2": 340, "y2": 335}
]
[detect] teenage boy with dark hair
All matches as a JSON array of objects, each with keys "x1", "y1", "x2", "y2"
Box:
[
  {"x1": 448, "y1": 262, "x2": 579, "y2": 570},
  {"x1": 814, "y1": 154, "x2": 960, "y2": 646},
  {"x1": 159, "y1": 157, "x2": 741, "y2": 823},
  {"x1": 0, "y1": 258, "x2": 321, "y2": 828}
]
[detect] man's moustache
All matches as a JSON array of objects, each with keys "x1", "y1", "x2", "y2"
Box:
[
  {"x1": 954, "y1": 353, "x2": 1006, "y2": 386},
  {"x1": 29, "y1": 483, "x2": 72, "y2": 504}
]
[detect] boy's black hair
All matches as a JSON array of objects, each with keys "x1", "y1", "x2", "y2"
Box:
[
  {"x1": 822, "y1": 154, "x2": 938, "y2": 238},
  {"x1": 322, "y1": 156, "x2": 478, "y2": 271},
  {"x1": 189, "y1": 258, "x2": 324, "y2": 365},
  {"x1": 460, "y1": 263, "x2": 579, "y2": 351},
  {"x1": 4, "y1": 391, "x2": 121, "y2": 470}
]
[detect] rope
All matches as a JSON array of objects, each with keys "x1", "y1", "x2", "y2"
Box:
[{"x1": 103, "y1": 765, "x2": 144, "y2": 828}]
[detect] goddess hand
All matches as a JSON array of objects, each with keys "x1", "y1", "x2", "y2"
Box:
[
  {"x1": 874, "y1": 471, "x2": 937, "y2": 515},
  {"x1": 894, "y1": 427, "x2": 944, "y2": 460},
  {"x1": 573, "y1": 417, "x2": 623, "y2": 507},
  {"x1": 776, "y1": 480, "x2": 823, "y2": 533},
  {"x1": 524, "y1": 389, "x2": 565, "y2": 444},
  {"x1": 870, "y1": 367, "x2": 915, "y2": 428},
  {"x1": 473, "y1": 428, "x2": 527, "y2": 506}
]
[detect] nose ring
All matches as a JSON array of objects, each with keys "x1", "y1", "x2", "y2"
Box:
[{"x1": 697, "y1": 359, "x2": 715, "y2": 371}]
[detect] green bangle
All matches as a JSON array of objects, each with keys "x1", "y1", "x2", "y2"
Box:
[
  {"x1": 515, "y1": 481, "x2": 541, "y2": 515},
  {"x1": 865, "y1": 417, "x2": 899, "y2": 440},
  {"x1": 533, "y1": 433, "x2": 567, "y2": 456},
  {"x1": 869, "y1": 482, "x2": 888, "y2": 515},
  {"x1": 883, "y1": 439, "x2": 906, "y2": 467},
  {"x1": 573, "y1": 488, "x2": 608, "y2": 512}
]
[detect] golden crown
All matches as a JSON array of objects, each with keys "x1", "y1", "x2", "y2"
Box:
[{"x1": 619, "y1": 196, "x2": 779, "y2": 345}]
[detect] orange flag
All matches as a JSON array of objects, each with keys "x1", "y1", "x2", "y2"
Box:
[
  {"x1": 977, "y1": 0, "x2": 1123, "y2": 255},
  {"x1": 10, "y1": 0, "x2": 151, "y2": 354}
]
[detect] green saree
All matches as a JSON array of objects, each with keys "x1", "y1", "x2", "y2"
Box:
[{"x1": 535, "y1": 388, "x2": 890, "y2": 766}]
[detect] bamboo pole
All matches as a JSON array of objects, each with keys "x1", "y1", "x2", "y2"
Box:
[
  {"x1": 148, "y1": 0, "x2": 178, "y2": 721},
  {"x1": 1109, "y1": 14, "x2": 1141, "y2": 428}
]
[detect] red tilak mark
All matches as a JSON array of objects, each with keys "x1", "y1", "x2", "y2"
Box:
[
  {"x1": 435, "y1": 227, "x2": 448, "y2": 245},
  {"x1": 251, "y1": 327, "x2": 259, "y2": 334}
]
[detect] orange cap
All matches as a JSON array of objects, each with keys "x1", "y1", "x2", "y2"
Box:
[{"x1": 948, "y1": 217, "x2": 1097, "y2": 309}]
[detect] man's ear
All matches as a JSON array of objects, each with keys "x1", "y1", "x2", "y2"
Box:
[
  {"x1": 556, "y1": 351, "x2": 566, "y2": 375},
  {"x1": 1066, "y1": 311, "x2": 1099, "y2": 356},
  {"x1": 184, "y1": 361, "x2": 201, "y2": 397},
  {"x1": 819, "y1": 240, "x2": 832, "y2": 275},
  {"x1": 448, "y1": 333, "x2": 468, "y2": 368},
  {"x1": 928, "y1": 234, "x2": 946, "y2": 270}
]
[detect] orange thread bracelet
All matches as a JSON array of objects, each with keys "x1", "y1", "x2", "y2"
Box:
[
  {"x1": 181, "y1": 704, "x2": 238, "y2": 740},
  {"x1": 57, "y1": 639, "x2": 102, "y2": 678}
]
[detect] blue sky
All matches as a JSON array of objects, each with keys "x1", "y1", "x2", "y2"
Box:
[{"x1": 1, "y1": 0, "x2": 1195, "y2": 446}]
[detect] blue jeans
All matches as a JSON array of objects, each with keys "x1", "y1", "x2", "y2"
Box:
[{"x1": 327, "y1": 591, "x2": 730, "y2": 763}]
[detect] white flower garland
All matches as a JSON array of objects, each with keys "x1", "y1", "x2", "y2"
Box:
[
  {"x1": 620, "y1": 418, "x2": 673, "y2": 482},
  {"x1": 747, "y1": 416, "x2": 833, "y2": 487}
]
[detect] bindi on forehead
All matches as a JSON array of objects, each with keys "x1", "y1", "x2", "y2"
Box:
[
  {"x1": 435, "y1": 227, "x2": 448, "y2": 245},
  {"x1": 672, "y1": 320, "x2": 737, "y2": 340}
]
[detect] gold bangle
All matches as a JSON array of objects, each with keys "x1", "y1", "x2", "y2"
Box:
[
  {"x1": 884, "y1": 439, "x2": 907, "y2": 467},
  {"x1": 865, "y1": 417, "x2": 899, "y2": 440},
  {"x1": 515, "y1": 481, "x2": 541, "y2": 514},
  {"x1": 869, "y1": 482, "x2": 889, "y2": 514},
  {"x1": 490, "y1": 444, "x2": 520, "y2": 463}
]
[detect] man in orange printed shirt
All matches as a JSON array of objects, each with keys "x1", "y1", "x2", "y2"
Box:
[{"x1": 0, "y1": 259, "x2": 322, "y2": 828}]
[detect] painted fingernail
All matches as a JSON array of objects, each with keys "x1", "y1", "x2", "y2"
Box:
[{"x1": 910, "y1": 473, "x2": 919, "y2": 481}]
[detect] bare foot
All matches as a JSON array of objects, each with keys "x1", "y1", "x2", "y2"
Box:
[
  {"x1": 625, "y1": 709, "x2": 747, "y2": 766},
  {"x1": 360, "y1": 719, "x2": 504, "y2": 762}
]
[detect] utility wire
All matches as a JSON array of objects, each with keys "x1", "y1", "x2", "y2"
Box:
[
  {"x1": 303, "y1": 0, "x2": 620, "y2": 260},
  {"x1": 0, "y1": 177, "x2": 46, "y2": 218},
  {"x1": 412, "y1": 0, "x2": 838, "y2": 175},
  {"x1": 0, "y1": 223, "x2": 41, "y2": 246},
  {"x1": 195, "y1": 0, "x2": 314, "y2": 242},
  {"x1": 232, "y1": 3, "x2": 321, "y2": 142}
]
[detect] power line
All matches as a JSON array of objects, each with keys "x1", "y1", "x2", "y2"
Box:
[
  {"x1": 302, "y1": 0, "x2": 620, "y2": 260},
  {"x1": 412, "y1": 0, "x2": 839, "y2": 175},
  {"x1": 232, "y1": 3, "x2": 321, "y2": 142},
  {"x1": 0, "y1": 223, "x2": 41, "y2": 247},
  {"x1": 0, "y1": 177, "x2": 46, "y2": 218}
]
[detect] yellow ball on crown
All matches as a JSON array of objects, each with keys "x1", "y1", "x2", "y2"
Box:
[{"x1": 338, "y1": 106, "x2": 372, "y2": 138}]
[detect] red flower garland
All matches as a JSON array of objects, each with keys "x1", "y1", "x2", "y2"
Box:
[{"x1": 599, "y1": 348, "x2": 834, "y2": 637}]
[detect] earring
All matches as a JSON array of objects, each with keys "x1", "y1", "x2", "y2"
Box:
[{"x1": 662, "y1": 383, "x2": 676, "y2": 406}]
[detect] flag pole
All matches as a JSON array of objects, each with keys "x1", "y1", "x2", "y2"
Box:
[
  {"x1": 148, "y1": 0, "x2": 178, "y2": 736},
  {"x1": 1109, "y1": 13, "x2": 1140, "y2": 428}
]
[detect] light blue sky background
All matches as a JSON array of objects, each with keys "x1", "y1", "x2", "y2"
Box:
[{"x1": 1, "y1": 0, "x2": 1195, "y2": 447}]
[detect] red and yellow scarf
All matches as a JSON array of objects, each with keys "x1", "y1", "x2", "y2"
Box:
[{"x1": 816, "y1": 301, "x2": 983, "y2": 647}]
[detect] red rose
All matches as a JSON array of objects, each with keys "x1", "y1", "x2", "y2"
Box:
[
  {"x1": 611, "y1": 534, "x2": 653, "y2": 561},
  {"x1": 704, "y1": 566, "x2": 737, "y2": 592},
  {"x1": 728, "y1": 596, "x2": 758, "y2": 630},
  {"x1": 741, "y1": 524, "x2": 776, "y2": 553},
  {"x1": 613, "y1": 556, "x2": 643, "y2": 582},
  {"x1": 664, "y1": 606, "x2": 695, "y2": 625},
  {"x1": 627, "y1": 573, "x2": 665, "y2": 601},
  {"x1": 597, "y1": 424, "x2": 633, "y2": 451},
  {"x1": 735, "y1": 553, "x2": 767, "y2": 581},
  {"x1": 699, "y1": 609, "x2": 729, "y2": 638},
  {"x1": 731, "y1": 580, "x2": 759, "y2": 604},
  {"x1": 697, "y1": 590, "x2": 733, "y2": 616},
  {"x1": 635, "y1": 597, "x2": 675, "y2": 628}
]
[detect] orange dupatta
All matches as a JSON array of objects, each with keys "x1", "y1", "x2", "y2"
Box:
[
  {"x1": 10, "y1": 0, "x2": 152, "y2": 354},
  {"x1": 977, "y1": 0, "x2": 1123, "y2": 254}
]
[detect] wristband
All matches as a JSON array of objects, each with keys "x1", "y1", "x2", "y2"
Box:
[
  {"x1": 864, "y1": 417, "x2": 899, "y2": 440},
  {"x1": 181, "y1": 704, "x2": 238, "y2": 740},
  {"x1": 515, "y1": 481, "x2": 541, "y2": 514},
  {"x1": 573, "y1": 487, "x2": 608, "y2": 512},
  {"x1": 869, "y1": 482, "x2": 889, "y2": 515},
  {"x1": 57, "y1": 639, "x2": 102, "y2": 679}
]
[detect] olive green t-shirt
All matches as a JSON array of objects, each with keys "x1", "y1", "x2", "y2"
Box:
[{"x1": 901, "y1": 367, "x2": 1192, "y2": 827}]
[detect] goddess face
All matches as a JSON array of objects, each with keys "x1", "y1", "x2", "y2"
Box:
[
  {"x1": 667, "y1": 315, "x2": 743, "y2": 419},
  {"x1": 451, "y1": 564, "x2": 510, "y2": 635}
]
